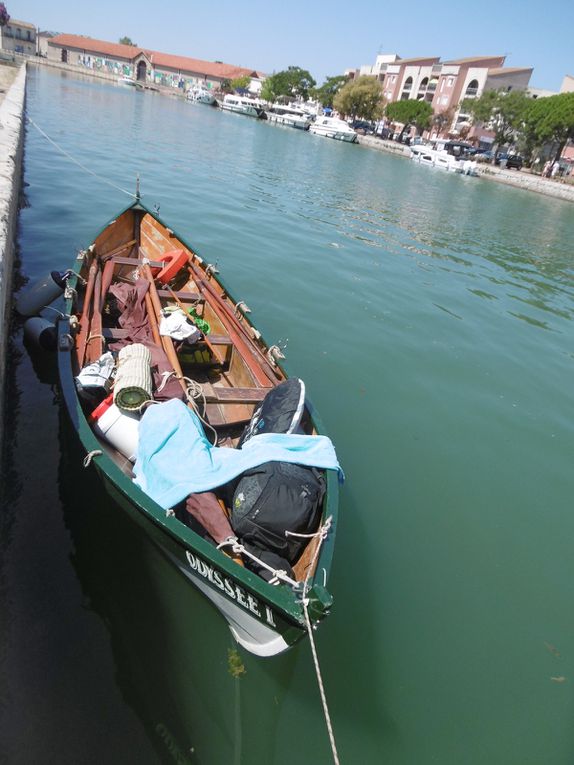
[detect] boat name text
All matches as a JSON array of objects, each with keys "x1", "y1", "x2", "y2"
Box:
[{"x1": 186, "y1": 551, "x2": 276, "y2": 626}]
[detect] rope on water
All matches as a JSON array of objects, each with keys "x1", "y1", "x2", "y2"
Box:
[
  {"x1": 299, "y1": 517, "x2": 340, "y2": 765},
  {"x1": 219, "y1": 517, "x2": 340, "y2": 763},
  {"x1": 26, "y1": 116, "x2": 139, "y2": 199}
]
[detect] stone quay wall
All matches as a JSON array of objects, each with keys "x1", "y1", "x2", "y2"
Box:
[
  {"x1": 0, "y1": 62, "x2": 26, "y2": 444},
  {"x1": 357, "y1": 135, "x2": 574, "y2": 204}
]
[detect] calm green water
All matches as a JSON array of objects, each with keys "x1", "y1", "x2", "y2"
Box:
[{"x1": 1, "y1": 66, "x2": 574, "y2": 764}]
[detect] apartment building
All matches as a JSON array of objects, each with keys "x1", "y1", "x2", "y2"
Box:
[
  {"x1": 348, "y1": 53, "x2": 533, "y2": 138},
  {"x1": 0, "y1": 18, "x2": 36, "y2": 56}
]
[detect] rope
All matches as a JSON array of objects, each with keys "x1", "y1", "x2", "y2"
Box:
[
  {"x1": 302, "y1": 595, "x2": 340, "y2": 765},
  {"x1": 157, "y1": 370, "x2": 218, "y2": 446},
  {"x1": 298, "y1": 516, "x2": 340, "y2": 765},
  {"x1": 86, "y1": 333, "x2": 105, "y2": 345},
  {"x1": 216, "y1": 537, "x2": 300, "y2": 588},
  {"x1": 219, "y1": 518, "x2": 340, "y2": 762},
  {"x1": 26, "y1": 116, "x2": 138, "y2": 199},
  {"x1": 83, "y1": 449, "x2": 103, "y2": 467}
]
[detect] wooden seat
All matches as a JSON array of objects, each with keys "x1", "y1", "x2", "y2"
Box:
[{"x1": 204, "y1": 386, "x2": 271, "y2": 404}]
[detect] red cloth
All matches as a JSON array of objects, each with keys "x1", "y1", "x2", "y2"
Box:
[{"x1": 108, "y1": 279, "x2": 185, "y2": 402}]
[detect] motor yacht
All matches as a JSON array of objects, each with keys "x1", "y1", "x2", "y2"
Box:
[
  {"x1": 308, "y1": 116, "x2": 357, "y2": 143},
  {"x1": 266, "y1": 103, "x2": 313, "y2": 130},
  {"x1": 221, "y1": 94, "x2": 267, "y2": 118}
]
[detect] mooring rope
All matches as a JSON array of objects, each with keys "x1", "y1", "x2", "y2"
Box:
[
  {"x1": 26, "y1": 116, "x2": 138, "y2": 199},
  {"x1": 300, "y1": 517, "x2": 340, "y2": 765},
  {"x1": 220, "y1": 517, "x2": 340, "y2": 764}
]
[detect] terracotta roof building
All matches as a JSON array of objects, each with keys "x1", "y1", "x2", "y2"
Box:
[{"x1": 47, "y1": 34, "x2": 259, "y2": 93}]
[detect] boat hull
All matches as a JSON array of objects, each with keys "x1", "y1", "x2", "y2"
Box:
[
  {"x1": 266, "y1": 112, "x2": 311, "y2": 130},
  {"x1": 309, "y1": 126, "x2": 357, "y2": 143}
]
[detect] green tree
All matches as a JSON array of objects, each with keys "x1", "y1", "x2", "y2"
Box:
[
  {"x1": 119, "y1": 36, "x2": 137, "y2": 46},
  {"x1": 460, "y1": 89, "x2": 530, "y2": 147},
  {"x1": 311, "y1": 75, "x2": 348, "y2": 109},
  {"x1": 230, "y1": 75, "x2": 252, "y2": 92},
  {"x1": 260, "y1": 66, "x2": 316, "y2": 102},
  {"x1": 431, "y1": 106, "x2": 455, "y2": 136},
  {"x1": 522, "y1": 92, "x2": 574, "y2": 162},
  {"x1": 333, "y1": 76, "x2": 383, "y2": 120},
  {"x1": 385, "y1": 99, "x2": 433, "y2": 135}
]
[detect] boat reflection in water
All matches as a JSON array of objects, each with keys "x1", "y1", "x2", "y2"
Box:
[{"x1": 58, "y1": 413, "x2": 307, "y2": 764}]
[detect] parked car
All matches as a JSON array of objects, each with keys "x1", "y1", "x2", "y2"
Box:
[
  {"x1": 350, "y1": 120, "x2": 375, "y2": 134},
  {"x1": 474, "y1": 150, "x2": 494, "y2": 162},
  {"x1": 495, "y1": 152, "x2": 523, "y2": 170}
]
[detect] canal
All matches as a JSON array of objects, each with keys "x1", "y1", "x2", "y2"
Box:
[{"x1": 1, "y1": 65, "x2": 574, "y2": 764}]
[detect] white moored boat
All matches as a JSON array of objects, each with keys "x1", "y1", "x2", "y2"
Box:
[
  {"x1": 410, "y1": 139, "x2": 478, "y2": 175},
  {"x1": 409, "y1": 143, "x2": 477, "y2": 175},
  {"x1": 266, "y1": 103, "x2": 313, "y2": 130},
  {"x1": 221, "y1": 94, "x2": 267, "y2": 118},
  {"x1": 308, "y1": 116, "x2": 358, "y2": 143},
  {"x1": 118, "y1": 76, "x2": 143, "y2": 90},
  {"x1": 186, "y1": 86, "x2": 217, "y2": 105}
]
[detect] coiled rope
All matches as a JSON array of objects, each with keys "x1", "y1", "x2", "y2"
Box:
[
  {"x1": 156, "y1": 370, "x2": 218, "y2": 445},
  {"x1": 26, "y1": 116, "x2": 138, "y2": 199}
]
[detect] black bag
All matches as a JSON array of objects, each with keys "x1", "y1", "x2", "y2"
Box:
[
  {"x1": 238, "y1": 378, "x2": 306, "y2": 447},
  {"x1": 231, "y1": 461, "x2": 325, "y2": 565}
]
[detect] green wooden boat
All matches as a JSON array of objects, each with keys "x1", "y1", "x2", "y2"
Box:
[{"x1": 54, "y1": 198, "x2": 339, "y2": 656}]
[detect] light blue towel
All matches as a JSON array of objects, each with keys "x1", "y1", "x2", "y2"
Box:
[{"x1": 133, "y1": 398, "x2": 343, "y2": 509}]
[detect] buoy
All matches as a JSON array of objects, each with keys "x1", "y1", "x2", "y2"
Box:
[
  {"x1": 23, "y1": 317, "x2": 57, "y2": 351},
  {"x1": 16, "y1": 270, "x2": 70, "y2": 317}
]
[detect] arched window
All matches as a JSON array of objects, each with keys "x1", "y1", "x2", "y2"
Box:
[
  {"x1": 465, "y1": 79, "x2": 479, "y2": 97},
  {"x1": 401, "y1": 76, "x2": 413, "y2": 100},
  {"x1": 417, "y1": 77, "x2": 429, "y2": 100}
]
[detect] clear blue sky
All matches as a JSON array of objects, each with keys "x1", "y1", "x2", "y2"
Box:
[{"x1": 9, "y1": 0, "x2": 573, "y2": 91}]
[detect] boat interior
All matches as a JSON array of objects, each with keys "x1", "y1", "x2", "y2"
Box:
[{"x1": 70, "y1": 204, "x2": 324, "y2": 583}]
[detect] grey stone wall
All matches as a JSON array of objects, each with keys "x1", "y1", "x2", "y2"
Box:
[
  {"x1": 357, "y1": 134, "x2": 574, "y2": 204},
  {"x1": 0, "y1": 63, "x2": 26, "y2": 443}
]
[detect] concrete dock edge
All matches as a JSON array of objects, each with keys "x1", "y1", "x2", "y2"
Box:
[
  {"x1": 357, "y1": 134, "x2": 574, "y2": 204},
  {"x1": 0, "y1": 63, "x2": 26, "y2": 444}
]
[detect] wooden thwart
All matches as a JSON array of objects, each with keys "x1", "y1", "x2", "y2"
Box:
[{"x1": 204, "y1": 387, "x2": 269, "y2": 404}]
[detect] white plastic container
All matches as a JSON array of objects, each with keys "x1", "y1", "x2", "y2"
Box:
[{"x1": 92, "y1": 401, "x2": 140, "y2": 462}]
